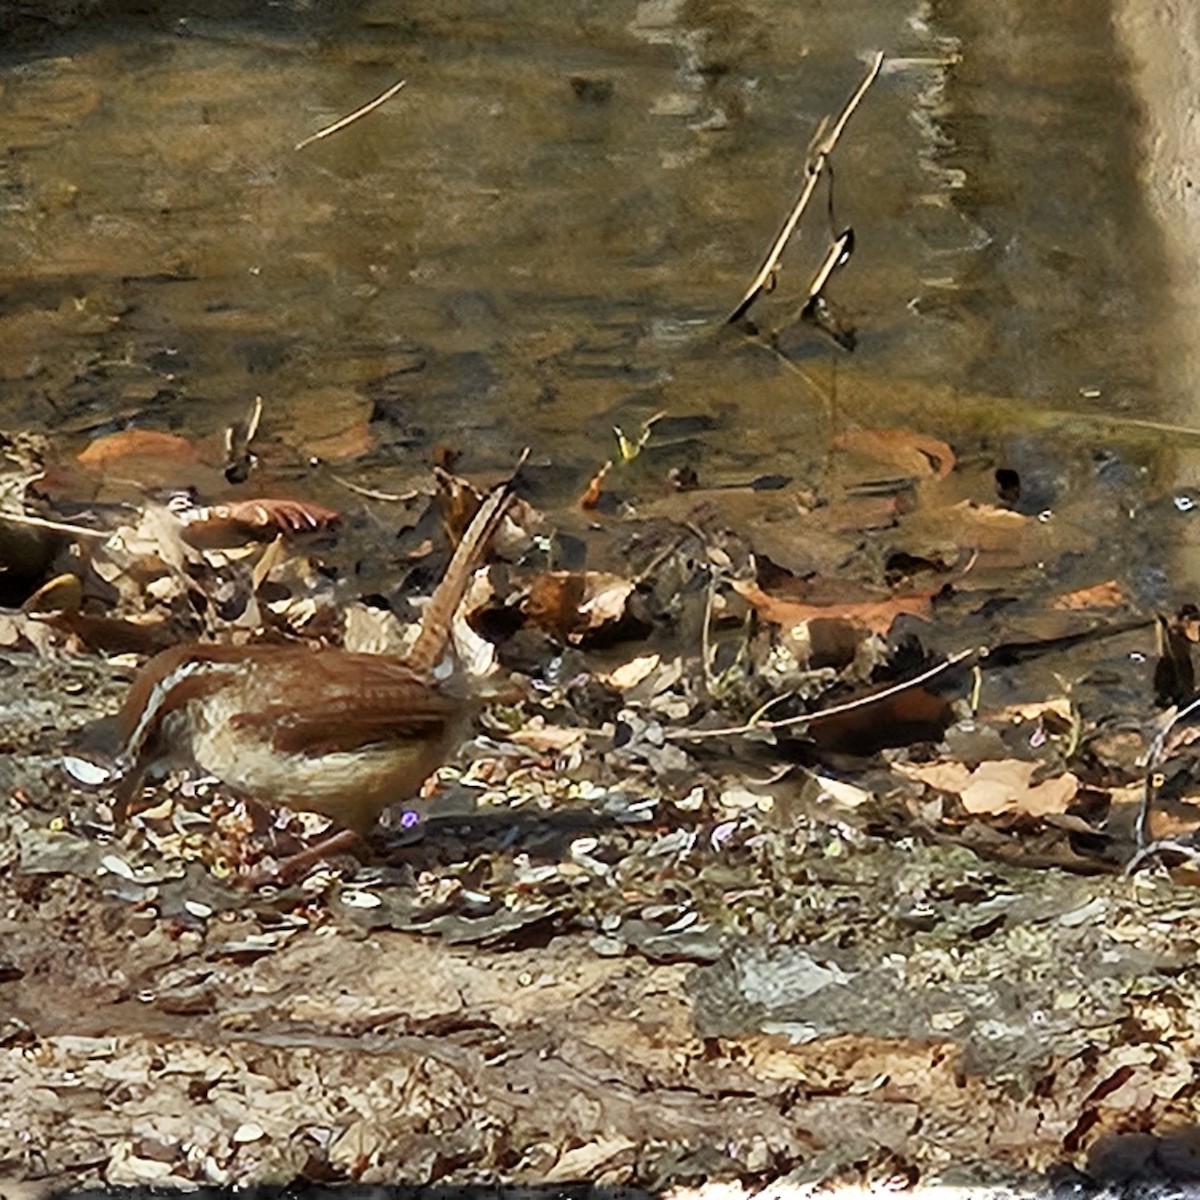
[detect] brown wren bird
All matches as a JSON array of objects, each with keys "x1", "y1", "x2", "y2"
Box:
[{"x1": 110, "y1": 480, "x2": 514, "y2": 867}]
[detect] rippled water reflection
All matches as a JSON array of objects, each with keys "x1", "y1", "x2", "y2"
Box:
[{"x1": 0, "y1": 0, "x2": 1184, "y2": 582}]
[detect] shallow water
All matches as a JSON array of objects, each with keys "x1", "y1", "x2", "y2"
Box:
[{"x1": 0, "y1": 0, "x2": 1189, "y2": 593}]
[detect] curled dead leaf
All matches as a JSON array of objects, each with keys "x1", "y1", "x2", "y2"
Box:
[
  {"x1": 21, "y1": 572, "x2": 82, "y2": 614},
  {"x1": 526, "y1": 571, "x2": 636, "y2": 643},
  {"x1": 177, "y1": 498, "x2": 340, "y2": 549}
]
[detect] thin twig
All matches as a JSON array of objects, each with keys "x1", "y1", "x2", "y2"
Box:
[
  {"x1": 223, "y1": 393, "x2": 264, "y2": 483},
  {"x1": 1131, "y1": 692, "x2": 1200, "y2": 859},
  {"x1": 295, "y1": 78, "x2": 407, "y2": 151},
  {"x1": 329, "y1": 474, "x2": 422, "y2": 503},
  {"x1": 700, "y1": 572, "x2": 717, "y2": 694},
  {"x1": 1126, "y1": 838, "x2": 1200, "y2": 876},
  {"x1": 800, "y1": 228, "x2": 854, "y2": 310},
  {"x1": 727, "y1": 51, "x2": 884, "y2": 324},
  {"x1": 748, "y1": 335, "x2": 838, "y2": 404},
  {"x1": 0, "y1": 511, "x2": 110, "y2": 540},
  {"x1": 666, "y1": 646, "x2": 978, "y2": 742},
  {"x1": 747, "y1": 762, "x2": 797, "y2": 787},
  {"x1": 632, "y1": 531, "x2": 690, "y2": 585}
]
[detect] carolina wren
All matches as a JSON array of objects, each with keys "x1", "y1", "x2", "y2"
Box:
[{"x1": 110, "y1": 481, "x2": 513, "y2": 856}]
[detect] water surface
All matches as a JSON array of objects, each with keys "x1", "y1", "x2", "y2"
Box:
[{"x1": 0, "y1": 0, "x2": 1187, "y2": 596}]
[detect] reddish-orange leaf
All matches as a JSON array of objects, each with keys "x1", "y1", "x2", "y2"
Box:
[
  {"x1": 833, "y1": 428, "x2": 956, "y2": 480},
  {"x1": 77, "y1": 429, "x2": 200, "y2": 469},
  {"x1": 1051, "y1": 580, "x2": 1125, "y2": 610},
  {"x1": 226, "y1": 498, "x2": 340, "y2": 534},
  {"x1": 580, "y1": 460, "x2": 612, "y2": 510},
  {"x1": 733, "y1": 579, "x2": 933, "y2": 636}
]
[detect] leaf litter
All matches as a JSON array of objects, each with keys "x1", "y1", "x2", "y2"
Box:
[{"x1": 4, "y1": 407, "x2": 1200, "y2": 1194}]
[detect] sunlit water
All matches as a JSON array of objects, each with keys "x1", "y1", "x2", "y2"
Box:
[{"x1": 0, "y1": 0, "x2": 1190, "y2": 599}]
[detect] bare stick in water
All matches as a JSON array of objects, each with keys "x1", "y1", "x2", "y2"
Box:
[
  {"x1": 295, "y1": 78, "x2": 407, "y2": 152},
  {"x1": 727, "y1": 51, "x2": 884, "y2": 325}
]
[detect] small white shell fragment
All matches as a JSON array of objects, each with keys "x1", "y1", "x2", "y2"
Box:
[
  {"x1": 661, "y1": 911, "x2": 699, "y2": 934},
  {"x1": 183, "y1": 900, "x2": 214, "y2": 919},
  {"x1": 99, "y1": 855, "x2": 137, "y2": 880},
  {"x1": 1058, "y1": 897, "x2": 1107, "y2": 927},
  {"x1": 232, "y1": 1123, "x2": 264, "y2": 1144},
  {"x1": 815, "y1": 775, "x2": 872, "y2": 808},
  {"x1": 62, "y1": 755, "x2": 114, "y2": 786},
  {"x1": 719, "y1": 787, "x2": 770, "y2": 812},
  {"x1": 340, "y1": 889, "x2": 382, "y2": 909}
]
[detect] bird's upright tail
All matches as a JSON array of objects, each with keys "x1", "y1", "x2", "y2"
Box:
[{"x1": 404, "y1": 459, "x2": 523, "y2": 674}]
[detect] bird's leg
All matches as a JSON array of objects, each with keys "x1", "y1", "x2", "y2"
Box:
[
  {"x1": 111, "y1": 762, "x2": 149, "y2": 824},
  {"x1": 240, "y1": 826, "x2": 365, "y2": 889}
]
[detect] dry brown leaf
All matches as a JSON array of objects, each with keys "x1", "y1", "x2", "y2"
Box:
[
  {"x1": 77, "y1": 429, "x2": 201, "y2": 469},
  {"x1": 604, "y1": 653, "x2": 661, "y2": 690},
  {"x1": 582, "y1": 576, "x2": 637, "y2": 625},
  {"x1": 896, "y1": 758, "x2": 1078, "y2": 816},
  {"x1": 0, "y1": 611, "x2": 56, "y2": 653},
  {"x1": 1051, "y1": 579, "x2": 1126, "y2": 610},
  {"x1": 303, "y1": 423, "x2": 375, "y2": 461},
  {"x1": 990, "y1": 697, "x2": 1074, "y2": 724},
  {"x1": 545, "y1": 1137, "x2": 636, "y2": 1182},
  {"x1": 96, "y1": 504, "x2": 195, "y2": 598},
  {"x1": 733, "y1": 579, "x2": 933, "y2": 636},
  {"x1": 510, "y1": 720, "x2": 587, "y2": 753},
  {"x1": 833, "y1": 427, "x2": 956, "y2": 480},
  {"x1": 526, "y1": 571, "x2": 635, "y2": 642},
  {"x1": 526, "y1": 572, "x2": 586, "y2": 641}
]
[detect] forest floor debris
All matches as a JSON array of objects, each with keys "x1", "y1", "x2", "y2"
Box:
[{"x1": 4, "y1": 417, "x2": 1200, "y2": 1193}]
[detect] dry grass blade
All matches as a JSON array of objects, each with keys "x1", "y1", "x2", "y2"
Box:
[
  {"x1": 727, "y1": 51, "x2": 884, "y2": 325},
  {"x1": 0, "y1": 510, "x2": 110, "y2": 540},
  {"x1": 295, "y1": 78, "x2": 407, "y2": 151}
]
